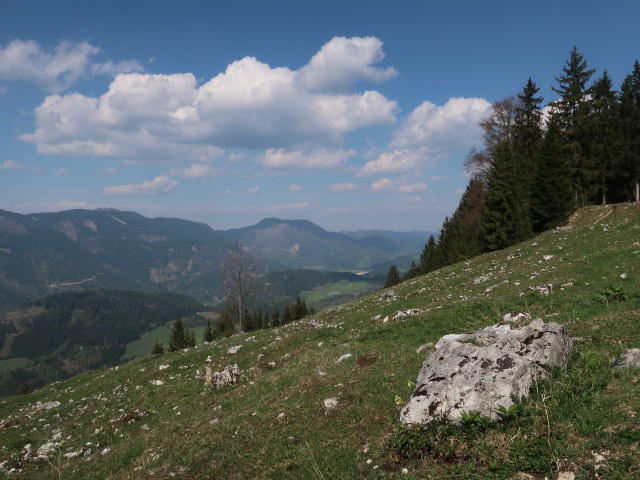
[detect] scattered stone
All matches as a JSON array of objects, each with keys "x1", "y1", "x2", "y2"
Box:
[
  {"x1": 620, "y1": 273, "x2": 628, "y2": 280},
  {"x1": 204, "y1": 364, "x2": 241, "y2": 388},
  {"x1": 380, "y1": 290, "x2": 396, "y2": 302},
  {"x1": 543, "y1": 254, "x2": 555, "y2": 260},
  {"x1": 323, "y1": 398, "x2": 339, "y2": 412},
  {"x1": 416, "y1": 343, "x2": 434, "y2": 354},
  {"x1": 158, "y1": 365, "x2": 169, "y2": 370},
  {"x1": 209, "y1": 419, "x2": 220, "y2": 425},
  {"x1": 33, "y1": 401, "x2": 61, "y2": 412},
  {"x1": 245, "y1": 336, "x2": 256, "y2": 342},
  {"x1": 529, "y1": 284, "x2": 553, "y2": 295},
  {"x1": 227, "y1": 345, "x2": 242, "y2": 354},
  {"x1": 612, "y1": 348, "x2": 640, "y2": 370},
  {"x1": 502, "y1": 312, "x2": 531, "y2": 324},
  {"x1": 382, "y1": 308, "x2": 423, "y2": 323},
  {"x1": 36, "y1": 442, "x2": 59, "y2": 458},
  {"x1": 556, "y1": 472, "x2": 575, "y2": 480},
  {"x1": 473, "y1": 274, "x2": 491, "y2": 285},
  {"x1": 400, "y1": 319, "x2": 573, "y2": 425},
  {"x1": 336, "y1": 353, "x2": 352, "y2": 363},
  {"x1": 150, "y1": 379, "x2": 164, "y2": 386},
  {"x1": 512, "y1": 473, "x2": 536, "y2": 480}
]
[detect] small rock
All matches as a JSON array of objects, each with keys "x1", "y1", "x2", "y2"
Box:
[
  {"x1": 620, "y1": 273, "x2": 628, "y2": 280},
  {"x1": 209, "y1": 419, "x2": 220, "y2": 425},
  {"x1": 556, "y1": 472, "x2": 575, "y2": 480},
  {"x1": 158, "y1": 365, "x2": 169, "y2": 370},
  {"x1": 227, "y1": 345, "x2": 242, "y2": 354},
  {"x1": 612, "y1": 348, "x2": 640, "y2": 370},
  {"x1": 323, "y1": 398, "x2": 339, "y2": 412},
  {"x1": 336, "y1": 353, "x2": 352, "y2": 363},
  {"x1": 416, "y1": 343, "x2": 434, "y2": 354}
]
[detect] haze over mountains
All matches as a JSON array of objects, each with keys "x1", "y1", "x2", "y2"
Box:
[{"x1": 0, "y1": 208, "x2": 430, "y2": 309}]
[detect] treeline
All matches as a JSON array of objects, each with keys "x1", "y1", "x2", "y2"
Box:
[
  {"x1": 405, "y1": 48, "x2": 639, "y2": 278},
  {"x1": 0, "y1": 290, "x2": 207, "y2": 396},
  {"x1": 212, "y1": 297, "x2": 313, "y2": 338},
  {"x1": 152, "y1": 297, "x2": 314, "y2": 354}
]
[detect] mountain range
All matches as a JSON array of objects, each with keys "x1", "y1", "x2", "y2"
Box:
[{"x1": 0, "y1": 208, "x2": 430, "y2": 309}]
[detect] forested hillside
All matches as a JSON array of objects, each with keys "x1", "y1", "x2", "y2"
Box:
[
  {"x1": 0, "y1": 290, "x2": 209, "y2": 396},
  {"x1": 406, "y1": 49, "x2": 640, "y2": 279}
]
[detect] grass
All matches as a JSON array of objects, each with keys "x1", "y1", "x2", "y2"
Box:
[
  {"x1": 0, "y1": 358, "x2": 28, "y2": 374},
  {"x1": 1, "y1": 203, "x2": 639, "y2": 479},
  {"x1": 300, "y1": 279, "x2": 377, "y2": 309}
]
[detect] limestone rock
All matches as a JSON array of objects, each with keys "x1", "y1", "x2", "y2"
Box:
[
  {"x1": 612, "y1": 348, "x2": 640, "y2": 370},
  {"x1": 205, "y1": 364, "x2": 241, "y2": 388},
  {"x1": 400, "y1": 319, "x2": 572, "y2": 425}
]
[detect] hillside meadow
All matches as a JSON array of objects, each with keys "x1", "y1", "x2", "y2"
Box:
[{"x1": 0, "y1": 204, "x2": 639, "y2": 479}]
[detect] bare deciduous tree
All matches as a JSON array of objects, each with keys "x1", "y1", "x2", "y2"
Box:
[
  {"x1": 220, "y1": 239, "x2": 258, "y2": 329},
  {"x1": 464, "y1": 95, "x2": 521, "y2": 181}
]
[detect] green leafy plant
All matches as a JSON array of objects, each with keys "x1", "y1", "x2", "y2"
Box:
[{"x1": 593, "y1": 285, "x2": 627, "y2": 304}]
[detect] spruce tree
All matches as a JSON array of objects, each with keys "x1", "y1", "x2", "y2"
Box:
[
  {"x1": 619, "y1": 60, "x2": 640, "y2": 202},
  {"x1": 588, "y1": 70, "x2": 621, "y2": 205},
  {"x1": 384, "y1": 265, "x2": 401, "y2": 288},
  {"x1": 530, "y1": 116, "x2": 575, "y2": 231},
  {"x1": 271, "y1": 308, "x2": 281, "y2": 327},
  {"x1": 151, "y1": 341, "x2": 164, "y2": 355},
  {"x1": 552, "y1": 46, "x2": 596, "y2": 205},
  {"x1": 203, "y1": 319, "x2": 214, "y2": 342},
  {"x1": 419, "y1": 236, "x2": 438, "y2": 274},
  {"x1": 480, "y1": 141, "x2": 518, "y2": 251},
  {"x1": 168, "y1": 317, "x2": 188, "y2": 352}
]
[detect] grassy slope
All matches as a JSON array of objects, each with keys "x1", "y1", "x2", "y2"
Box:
[{"x1": 0, "y1": 204, "x2": 638, "y2": 479}]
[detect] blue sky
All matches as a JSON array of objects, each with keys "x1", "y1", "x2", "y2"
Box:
[{"x1": 1, "y1": 0, "x2": 639, "y2": 232}]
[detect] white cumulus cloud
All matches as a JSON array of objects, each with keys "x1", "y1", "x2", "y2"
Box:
[
  {"x1": 259, "y1": 147, "x2": 354, "y2": 170},
  {"x1": 358, "y1": 97, "x2": 491, "y2": 176},
  {"x1": 296, "y1": 36, "x2": 398, "y2": 92},
  {"x1": 328, "y1": 182, "x2": 358, "y2": 192},
  {"x1": 167, "y1": 164, "x2": 218, "y2": 179},
  {"x1": 0, "y1": 160, "x2": 26, "y2": 170},
  {"x1": 103, "y1": 176, "x2": 178, "y2": 196},
  {"x1": 20, "y1": 37, "x2": 397, "y2": 161},
  {"x1": 0, "y1": 39, "x2": 142, "y2": 93},
  {"x1": 288, "y1": 184, "x2": 302, "y2": 192}
]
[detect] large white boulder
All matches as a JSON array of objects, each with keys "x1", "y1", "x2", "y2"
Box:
[{"x1": 400, "y1": 319, "x2": 572, "y2": 425}]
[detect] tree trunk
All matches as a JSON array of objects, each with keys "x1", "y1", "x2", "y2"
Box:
[{"x1": 636, "y1": 182, "x2": 639, "y2": 203}]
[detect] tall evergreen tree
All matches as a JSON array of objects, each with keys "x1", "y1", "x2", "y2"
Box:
[
  {"x1": 530, "y1": 116, "x2": 575, "y2": 231},
  {"x1": 480, "y1": 141, "x2": 519, "y2": 251},
  {"x1": 512, "y1": 77, "x2": 544, "y2": 238},
  {"x1": 203, "y1": 319, "x2": 214, "y2": 342},
  {"x1": 384, "y1": 265, "x2": 401, "y2": 288},
  {"x1": 419, "y1": 236, "x2": 438, "y2": 274},
  {"x1": 168, "y1": 317, "x2": 188, "y2": 352},
  {"x1": 552, "y1": 46, "x2": 596, "y2": 205},
  {"x1": 619, "y1": 60, "x2": 640, "y2": 202},
  {"x1": 588, "y1": 70, "x2": 621, "y2": 205}
]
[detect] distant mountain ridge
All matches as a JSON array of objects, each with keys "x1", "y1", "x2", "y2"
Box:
[{"x1": 0, "y1": 209, "x2": 428, "y2": 309}]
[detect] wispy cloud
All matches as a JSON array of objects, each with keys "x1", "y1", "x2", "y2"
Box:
[
  {"x1": 0, "y1": 160, "x2": 26, "y2": 170},
  {"x1": 103, "y1": 176, "x2": 178, "y2": 196},
  {"x1": 328, "y1": 182, "x2": 358, "y2": 192}
]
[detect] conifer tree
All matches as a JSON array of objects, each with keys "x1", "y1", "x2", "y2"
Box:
[
  {"x1": 619, "y1": 60, "x2": 640, "y2": 202},
  {"x1": 480, "y1": 141, "x2": 519, "y2": 251},
  {"x1": 151, "y1": 341, "x2": 164, "y2": 355},
  {"x1": 405, "y1": 261, "x2": 421, "y2": 280},
  {"x1": 512, "y1": 77, "x2": 544, "y2": 239},
  {"x1": 168, "y1": 317, "x2": 188, "y2": 352},
  {"x1": 203, "y1": 319, "x2": 214, "y2": 342},
  {"x1": 213, "y1": 310, "x2": 234, "y2": 339},
  {"x1": 530, "y1": 116, "x2": 575, "y2": 231},
  {"x1": 552, "y1": 46, "x2": 596, "y2": 205},
  {"x1": 588, "y1": 70, "x2": 621, "y2": 205},
  {"x1": 419, "y1": 236, "x2": 438, "y2": 274},
  {"x1": 271, "y1": 308, "x2": 281, "y2": 327},
  {"x1": 384, "y1": 265, "x2": 401, "y2": 288}
]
